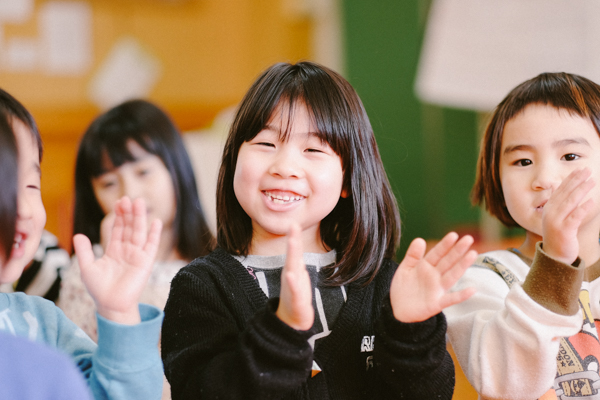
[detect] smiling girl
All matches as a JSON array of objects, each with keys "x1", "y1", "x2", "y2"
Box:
[{"x1": 161, "y1": 61, "x2": 477, "y2": 399}]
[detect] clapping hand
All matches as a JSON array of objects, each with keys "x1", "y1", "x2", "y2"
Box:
[
  {"x1": 390, "y1": 232, "x2": 477, "y2": 323},
  {"x1": 276, "y1": 224, "x2": 314, "y2": 331},
  {"x1": 73, "y1": 197, "x2": 162, "y2": 325}
]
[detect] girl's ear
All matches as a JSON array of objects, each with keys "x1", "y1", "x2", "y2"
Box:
[{"x1": 341, "y1": 187, "x2": 349, "y2": 198}]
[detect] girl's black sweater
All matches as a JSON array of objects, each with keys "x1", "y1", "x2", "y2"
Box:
[{"x1": 161, "y1": 248, "x2": 455, "y2": 399}]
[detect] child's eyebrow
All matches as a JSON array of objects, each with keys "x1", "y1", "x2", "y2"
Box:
[
  {"x1": 553, "y1": 138, "x2": 591, "y2": 147},
  {"x1": 503, "y1": 138, "x2": 591, "y2": 156},
  {"x1": 503, "y1": 144, "x2": 533, "y2": 155}
]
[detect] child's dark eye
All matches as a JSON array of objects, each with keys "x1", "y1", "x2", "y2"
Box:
[
  {"x1": 513, "y1": 159, "x2": 532, "y2": 166},
  {"x1": 306, "y1": 148, "x2": 323, "y2": 153},
  {"x1": 257, "y1": 142, "x2": 275, "y2": 148},
  {"x1": 562, "y1": 153, "x2": 579, "y2": 161}
]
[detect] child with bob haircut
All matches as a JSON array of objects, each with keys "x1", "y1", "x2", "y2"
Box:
[
  {"x1": 60, "y1": 99, "x2": 214, "y2": 341},
  {"x1": 445, "y1": 72, "x2": 600, "y2": 399},
  {"x1": 0, "y1": 87, "x2": 165, "y2": 400},
  {"x1": 161, "y1": 61, "x2": 477, "y2": 399}
]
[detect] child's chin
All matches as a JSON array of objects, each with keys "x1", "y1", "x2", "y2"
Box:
[{"x1": 0, "y1": 260, "x2": 27, "y2": 285}]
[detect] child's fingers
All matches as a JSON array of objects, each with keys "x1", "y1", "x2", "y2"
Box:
[
  {"x1": 434, "y1": 235, "x2": 475, "y2": 275},
  {"x1": 73, "y1": 234, "x2": 94, "y2": 270},
  {"x1": 441, "y1": 249, "x2": 478, "y2": 289},
  {"x1": 117, "y1": 197, "x2": 134, "y2": 244},
  {"x1": 130, "y1": 198, "x2": 148, "y2": 247},
  {"x1": 439, "y1": 287, "x2": 476, "y2": 310},
  {"x1": 285, "y1": 224, "x2": 304, "y2": 273},
  {"x1": 422, "y1": 232, "x2": 459, "y2": 266},
  {"x1": 106, "y1": 204, "x2": 125, "y2": 253},
  {"x1": 400, "y1": 237, "x2": 427, "y2": 269},
  {"x1": 548, "y1": 169, "x2": 592, "y2": 214},
  {"x1": 564, "y1": 198, "x2": 595, "y2": 227},
  {"x1": 143, "y1": 219, "x2": 163, "y2": 258}
]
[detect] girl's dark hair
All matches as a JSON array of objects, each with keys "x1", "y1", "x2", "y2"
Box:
[
  {"x1": 473, "y1": 72, "x2": 600, "y2": 226},
  {"x1": 0, "y1": 111, "x2": 18, "y2": 262},
  {"x1": 73, "y1": 99, "x2": 215, "y2": 260},
  {"x1": 0, "y1": 88, "x2": 42, "y2": 161},
  {"x1": 217, "y1": 61, "x2": 400, "y2": 286}
]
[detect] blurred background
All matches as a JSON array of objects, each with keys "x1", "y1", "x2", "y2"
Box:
[
  {"x1": 0, "y1": 0, "x2": 524, "y2": 254},
  {"x1": 6, "y1": 0, "x2": 597, "y2": 397}
]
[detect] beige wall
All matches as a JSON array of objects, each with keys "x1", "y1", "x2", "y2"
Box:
[{"x1": 2, "y1": 0, "x2": 313, "y2": 248}]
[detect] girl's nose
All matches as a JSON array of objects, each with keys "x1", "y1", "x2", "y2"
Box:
[
  {"x1": 121, "y1": 175, "x2": 143, "y2": 200},
  {"x1": 531, "y1": 167, "x2": 562, "y2": 191},
  {"x1": 269, "y1": 152, "x2": 301, "y2": 179},
  {"x1": 17, "y1": 189, "x2": 32, "y2": 220}
]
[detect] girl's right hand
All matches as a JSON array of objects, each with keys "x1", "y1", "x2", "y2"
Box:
[
  {"x1": 100, "y1": 210, "x2": 116, "y2": 250},
  {"x1": 542, "y1": 168, "x2": 595, "y2": 265},
  {"x1": 276, "y1": 224, "x2": 314, "y2": 331}
]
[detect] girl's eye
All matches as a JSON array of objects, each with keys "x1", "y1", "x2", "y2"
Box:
[
  {"x1": 137, "y1": 169, "x2": 150, "y2": 177},
  {"x1": 513, "y1": 159, "x2": 532, "y2": 167},
  {"x1": 101, "y1": 181, "x2": 116, "y2": 189},
  {"x1": 257, "y1": 142, "x2": 275, "y2": 147},
  {"x1": 562, "y1": 153, "x2": 579, "y2": 161},
  {"x1": 306, "y1": 148, "x2": 323, "y2": 153}
]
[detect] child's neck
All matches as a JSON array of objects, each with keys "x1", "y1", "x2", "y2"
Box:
[
  {"x1": 249, "y1": 228, "x2": 329, "y2": 256},
  {"x1": 156, "y1": 225, "x2": 182, "y2": 263}
]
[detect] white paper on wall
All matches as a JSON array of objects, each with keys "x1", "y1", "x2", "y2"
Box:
[
  {"x1": 415, "y1": 0, "x2": 600, "y2": 111},
  {"x1": 0, "y1": 0, "x2": 34, "y2": 24},
  {"x1": 88, "y1": 36, "x2": 162, "y2": 110},
  {"x1": 4, "y1": 36, "x2": 37, "y2": 71},
  {"x1": 38, "y1": 1, "x2": 92, "y2": 75}
]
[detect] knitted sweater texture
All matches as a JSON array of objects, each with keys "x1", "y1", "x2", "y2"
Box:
[{"x1": 161, "y1": 248, "x2": 455, "y2": 399}]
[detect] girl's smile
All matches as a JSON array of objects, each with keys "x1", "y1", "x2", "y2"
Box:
[
  {"x1": 2, "y1": 119, "x2": 47, "y2": 284},
  {"x1": 233, "y1": 102, "x2": 346, "y2": 255}
]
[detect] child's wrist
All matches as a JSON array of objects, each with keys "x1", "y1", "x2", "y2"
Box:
[{"x1": 97, "y1": 306, "x2": 141, "y2": 325}]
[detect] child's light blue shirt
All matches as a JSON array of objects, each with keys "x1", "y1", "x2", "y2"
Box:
[{"x1": 0, "y1": 292, "x2": 164, "y2": 400}]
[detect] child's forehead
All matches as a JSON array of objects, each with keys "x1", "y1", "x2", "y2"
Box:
[{"x1": 501, "y1": 103, "x2": 600, "y2": 148}]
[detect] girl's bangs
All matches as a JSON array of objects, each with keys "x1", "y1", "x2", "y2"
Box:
[
  {"x1": 87, "y1": 133, "x2": 155, "y2": 177},
  {"x1": 269, "y1": 93, "x2": 348, "y2": 158}
]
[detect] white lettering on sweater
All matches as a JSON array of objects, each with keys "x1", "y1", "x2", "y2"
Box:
[{"x1": 361, "y1": 336, "x2": 375, "y2": 352}]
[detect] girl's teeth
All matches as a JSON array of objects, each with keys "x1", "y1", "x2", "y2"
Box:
[
  {"x1": 14, "y1": 233, "x2": 22, "y2": 248},
  {"x1": 266, "y1": 192, "x2": 302, "y2": 203}
]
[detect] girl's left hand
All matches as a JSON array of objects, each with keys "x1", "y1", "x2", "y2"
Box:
[
  {"x1": 73, "y1": 197, "x2": 162, "y2": 325},
  {"x1": 390, "y1": 232, "x2": 476, "y2": 323},
  {"x1": 276, "y1": 224, "x2": 314, "y2": 330}
]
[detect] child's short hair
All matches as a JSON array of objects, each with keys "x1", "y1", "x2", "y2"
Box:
[
  {"x1": 473, "y1": 72, "x2": 600, "y2": 227},
  {"x1": 0, "y1": 88, "x2": 42, "y2": 162},
  {"x1": 73, "y1": 99, "x2": 215, "y2": 260},
  {"x1": 0, "y1": 111, "x2": 18, "y2": 262},
  {"x1": 217, "y1": 61, "x2": 400, "y2": 286}
]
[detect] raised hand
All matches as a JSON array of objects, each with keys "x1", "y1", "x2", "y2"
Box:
[
  {"x1": 390, "y1": 232, "x2": 477, "y2": 323},
  {"x1": 276, "y1": 224, "x2": 314, "y2": 331},
  {"x1": 542, "y1": 168, "x2": 595, "y2": 265},
  {"x1": 73, "y1": 197, "x2": 162, "y2": 325},
  {"x1": 99, "y1": 210, "x2": 116, "y2": 251}
]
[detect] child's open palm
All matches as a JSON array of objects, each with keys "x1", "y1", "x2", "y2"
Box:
[
  {"x1": 276, "y1": 224, "x2": 314, "y2": 331},
  {"x1": 390, "y1": 232, "x2": 476, "y2": 323},
  {"x1": 73, "y1": 197, "x2": 162, "y2": 325}
]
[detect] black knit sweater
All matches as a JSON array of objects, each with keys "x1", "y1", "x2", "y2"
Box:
[{"x1": 161, "y1": 248, "x2": 455, "y2": 399}]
